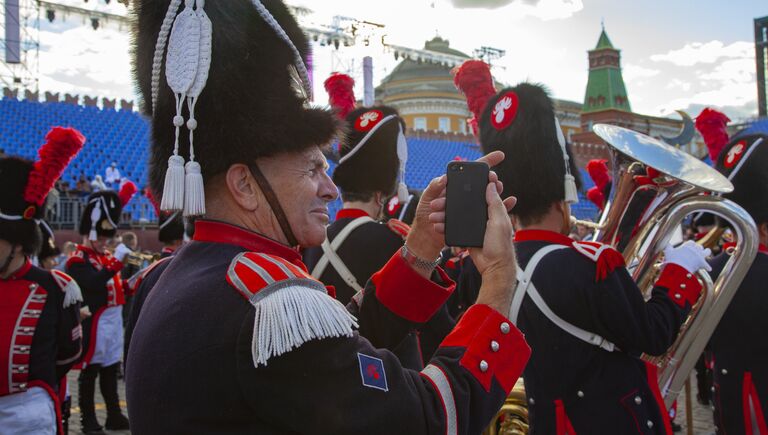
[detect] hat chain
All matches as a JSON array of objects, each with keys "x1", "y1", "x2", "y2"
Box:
[
  {"x1": 249, "y1": 0, "x2": 313, "y2": 100},
  {"x1": 554, "y1": 116, "x2": 579, "y2": 204}
]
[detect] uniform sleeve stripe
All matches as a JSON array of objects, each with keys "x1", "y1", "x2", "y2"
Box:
[{"x1": 421, "y1": 363, "x2": 458, "y2": 435}]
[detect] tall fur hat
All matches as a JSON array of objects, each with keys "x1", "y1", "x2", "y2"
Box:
[
  {"x1": 333, "y1": 106, "x2": 408, "y2": 200},
  {"x1": 134, "y1": 0, "x2": 338, "y2": 212},
  {"x1": 0, "y1": 127, "x2": 84, "y2": 254},
  {"x1": 714, "y1": 134, "x2": 768, "y2": 224},
  {"x1": 478, "y1": 83, "x2": 581, "y2": 222},
  {"x1": 79, "y1": 182, "x2": 137, "y2": 240}
]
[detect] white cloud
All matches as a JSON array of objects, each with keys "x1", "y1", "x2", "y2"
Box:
[
  {"x1": 650, "y1": 41, "x2": 754, "y2": 67},
  {"x1": 622, "y1": 64, "x2": 660, "y2": 82}
]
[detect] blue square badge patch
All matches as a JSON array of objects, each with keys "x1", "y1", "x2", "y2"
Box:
[{"x1": 358, "y1": 353, "x2": 388, "y2": 392}]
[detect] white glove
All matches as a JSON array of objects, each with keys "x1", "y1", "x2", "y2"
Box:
[{"x1": 663, "y1": 240, "x2": 712, "y2": 273}]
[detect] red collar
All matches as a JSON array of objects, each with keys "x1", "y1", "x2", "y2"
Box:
[
  {"x1": 514, "y1": 229, "x2": 574, "y2": 246},
  {"x1": 76, "y1": 244, "x2": 104, "y2": 258},
  {"x1": 3, "y1": 259, "x2": 32, "y2": 281},
  {"x1": 193, "y1": 220, "x2": 302, "y2": 264},
  {"x1": 336, "y1": 208, "x2": 370, "y2": 220},
  {"x1": 161, "y1": 247, "x2": 176, "y2": 254}
]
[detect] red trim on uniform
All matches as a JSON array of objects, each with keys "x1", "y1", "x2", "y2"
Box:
[
  {"x1": 335, "y1": 208, "x2": 370, "y2": 220},
  {"x1": 554, "y1": 399, "x2": 578, "y2": 435},
  {"x1": 743, "y1": 372, "x2": 768, "y2": 435},
  {"x1": 386, "y1": 219, "x2": 410, "y2": 239},
  {"x1": 325, "y1": 285, "x2": 336, "y2": 299},
  {"x1": 645, "y1": 362, "x2": 674, "y2": 435},
  {"x1": 27, "y1": 380, "x2": 63, "y2": 435},
  {"x1": 77, "y1": 306, "x2": 107, "y2": 367},
  {"x1": 161, "y1": 247, "x2": 175, "y2": 255},
  {"x1": 655, "y1": 264, "x2": 703, "y2": 308},
  {"x1": 439, "y1": 304, "x2": 531, "y2": 394},
  {"x1": 372, "y1": 253, "x2": 455, "y2": 323},
  {"x1": 193, "y1": 220, "x2": 302, "y2": 265},
  {"x1": 6, "y1": 259, "x2": 32, "y2": 280},
  {"x1": 619, "y1": 388, "x2": 645, "y2": 434},
  {"x1": 514, "y1": 229, "x2": 574, "y2": 246}
]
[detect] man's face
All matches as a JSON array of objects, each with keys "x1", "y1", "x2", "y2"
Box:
[
  {"x1": 0, "y1": 239, "x2": 13, "y2": 263},
  {"x1": 259, "y1": 147, "x2": 338, "y2": 247},
  {"x1": 89, "y1": 236, "x2": 111, "y2": 254}
]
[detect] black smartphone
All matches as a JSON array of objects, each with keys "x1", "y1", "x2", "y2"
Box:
[{"x1": 445, "y1": 161, "x2": 489, "y2": 248}]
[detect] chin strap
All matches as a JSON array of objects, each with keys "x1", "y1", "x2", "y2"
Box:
[{"x1": 248, "y1": 164, "x2": 299, "y2": 248}]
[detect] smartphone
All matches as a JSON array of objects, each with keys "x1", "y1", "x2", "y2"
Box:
[{"x1": 445, "y1": 161, "x2": 489, "y2": 248}]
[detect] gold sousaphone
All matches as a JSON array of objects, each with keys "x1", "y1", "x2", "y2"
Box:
[
  {"x1": 589, "y1": 124, "x2": 758, "y2": 408},
  {"x1": 485, "y1": 125, "x2": 758, "y2": 435}
]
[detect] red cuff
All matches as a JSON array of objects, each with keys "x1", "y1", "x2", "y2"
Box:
[
  {"x1": 655, "y1": 263, "x2": 703, "y2": 308},
  {"x1": 372, "y1": 252, "x2": 455, "y2": 323},
  {"x1": 440, "y1": 304, "x2": 531, "y2": 394},
  {"x1": 64, "y1": 256, "x2": 85, "y2": 268}
]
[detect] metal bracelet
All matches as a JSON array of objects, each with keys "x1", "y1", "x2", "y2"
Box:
[{"x1": 401, "y1": 244, "x2": 441, "y2": 271}]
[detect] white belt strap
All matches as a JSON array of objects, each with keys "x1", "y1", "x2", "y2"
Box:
[
  {"x1": 311, "y1": 216, "x2": 373, "y2": 292},
  {"x1": 509, "y1": 244, "x2": 616, "y2": 352}
]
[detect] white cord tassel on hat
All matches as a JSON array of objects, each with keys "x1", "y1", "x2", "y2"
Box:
[
  {"x1": 182, "y1": 0, "x2": 212, "y2": 217},
  {"x1": 555, "y1": 116, "x2": 579, "y2": 204},
  {"x1": 160, "y1": 0, "x2": 200, "y2": 211},
  {"x1": 396, "y1": 125, "x2": 409, "y2": 202}
]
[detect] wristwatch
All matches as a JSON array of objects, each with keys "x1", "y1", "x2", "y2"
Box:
[{"x1": 401, "y1": 244, "x2": 441, "y2": 273}]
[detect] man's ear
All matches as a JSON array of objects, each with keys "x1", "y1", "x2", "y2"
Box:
[{"x1": 224, "y1": 164, "x2": 261, "y2": 212}]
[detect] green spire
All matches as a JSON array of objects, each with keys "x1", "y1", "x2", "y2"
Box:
[
  {"x1": 595, "y1": 29, "x2": 614, "y2": 50},
  {"x1": 583, "y1": 27, "x2": 631, "y2": 113}
]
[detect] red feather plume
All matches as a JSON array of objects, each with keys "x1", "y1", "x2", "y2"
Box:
[
  {"x1": 695, "y1": 108, "x2": 731, "y2": 162},
  {"x1": 119, "y1": 180, "x2": 138, "y2": 207},
  {"x1": 453, "y1": 60, "x2": 496, "y2": 137},
  {"x1": 586, "y1": 187, "x2": 606, "y2": 210},
  {"x1": 324, "y1": 73, "x2": 356, "y2": 120},
  {"x1": 586, "y1": 159, "x2": 610, "y2": 190},
  {"x1": 23, "y1": 127, "x2": 85, "y2": 206}
]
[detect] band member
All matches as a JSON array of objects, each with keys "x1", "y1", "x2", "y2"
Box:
[
  {"x1": 304, "y1": 72, "x2": 412, "y2": 306},
  {"x1": 384, "y1": 189, "x2": 422, "y2": 225},
  {"x1": 0, "y1": 127, "x2": 85, "y2": 434},
  {"x1": 455, "y1": 59, "x2": 712, "y2": 434},
  {"x1": 126, "y1": 1, "x2": 530, "y2": 433},
  {"x1": 66, "y1": 183, "x2": 136, "y2": 433},
  {"x1": 707, "y1": 130, "x2": 768, "y2": 434}
]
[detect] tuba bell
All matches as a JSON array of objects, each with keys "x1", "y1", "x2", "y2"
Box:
[{"x1": 588, "y1": 124, "x2": 759, "y2": 407}]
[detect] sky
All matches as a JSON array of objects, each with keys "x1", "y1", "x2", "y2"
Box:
[{"x1": 33, "y1": 0, "x2": 767, "y2": 121}]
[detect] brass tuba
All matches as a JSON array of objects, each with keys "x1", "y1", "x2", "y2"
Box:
[{"x1": 588, "y1": 124, "x2": 759, "y2": 407}]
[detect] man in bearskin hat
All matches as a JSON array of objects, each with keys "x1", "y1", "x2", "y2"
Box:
[
  {"x1": 65, "y1": 182, "x2": 136, "y2": 433},
  {"x1": 0, "y1": 127, "x2": 85, "y2": 434},
  {"x1": 454, "y1": 60, "x2": 712, "y2": 433},
  {"x1": 126, "y1": 1, "x2": 531, "y2": 433},
  {"x1": 705, "y1": 128, "x2": 768, "y2": 434}
]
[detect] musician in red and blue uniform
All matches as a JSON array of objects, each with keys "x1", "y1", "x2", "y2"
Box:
[
  {"x1": 706, "y1": 131, "x2": 768, "y2": 434},
  {"x1": 0, "y1": 127, "x2": 85, "y2": 435},
  {"x1": 66, "y1": 183, "x2": 136, "y2": 433},
  {"x1": 455, "y1": 60, "x2": 712, "y2": 434},
  {"x1": 126, "y1": 1, "x2": 531, "y2": 433}
]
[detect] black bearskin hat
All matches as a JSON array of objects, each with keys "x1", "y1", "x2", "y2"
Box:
[
  {"x1": 478, "y1": 83, "x2": 581, "y2": 222},
  {"x1": 158, "y1": 211, "x2": 185, "y2": 244},
  {"x1": 715, "y1": 134, "x2": 768, "y2": 225},
  {"x1": 133, "y1": 0, "x2": 339, "y2": 198},
  {"x1": 0, "y1": 127, "x2": 84, "y2": 255},
  {"x1": 333, "y1": 106, "x2": 404, "y2": 198},
  {"x1": 0, "y1": 158, "x2": 41, "y2": 254},
  {"x1": 79, "y1": 191, "x2": 124, "y2": 239}
]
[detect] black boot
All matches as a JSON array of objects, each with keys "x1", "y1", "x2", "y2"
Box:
[
  {"x1": 100, "y1": 363, "x2": 130, "y2": 430},
  {"x1": 79, "y1": 365, "x2": 106, "y2": 434}
]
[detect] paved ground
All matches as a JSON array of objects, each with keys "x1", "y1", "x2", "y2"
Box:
[{"x1": 65, "y1": 370, "x2": 717, "y2": 434}]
